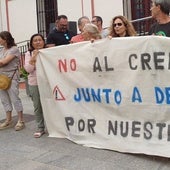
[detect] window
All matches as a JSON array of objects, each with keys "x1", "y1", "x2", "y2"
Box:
[
  {"x1": 36, "y1": 0, "x2": 58, "y2": 37},
  {"x1": 124, "y1": 0, "x2": 154, "y2": 35}
]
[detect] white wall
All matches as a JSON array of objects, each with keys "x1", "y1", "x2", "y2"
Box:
[
  {"x1": 58, "y1": 0, "x2": 123, "y2": 32},
  {"x1": 0, "y1": 0, "x2": 123, "y2": 42},
  {"x1": 0, "y1": 0, "x2": 8, "y2": 32},
  {"x1": 57, "y1": 0, "x2": 83, "y2": 21},
  {"x1": 93, "y1": 0, "x2": 123, "y2": 28},
  {"x1": 8, "y1": 0, "x2": 37, "y2": 43}
]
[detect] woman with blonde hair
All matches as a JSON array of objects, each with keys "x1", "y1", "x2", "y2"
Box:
[
  {"x1": 109, "y1": 15, "x2": 137, "y2": 37},
  {"x1": 82, "y1": 23, "x2": 102, "y2": 41}
]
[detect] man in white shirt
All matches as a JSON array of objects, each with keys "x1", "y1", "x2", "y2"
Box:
[{"x1": 91, "y1": 16, "x2": 109, "y2": 38}]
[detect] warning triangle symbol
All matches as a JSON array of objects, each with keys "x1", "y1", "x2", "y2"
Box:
[{"x1": 53, "y1": 85, "x2": 65, "y2": 101}]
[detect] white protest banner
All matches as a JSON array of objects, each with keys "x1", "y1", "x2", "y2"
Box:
[{"x1": 37, "y1": 36, "x2": 170, "y2": 158}]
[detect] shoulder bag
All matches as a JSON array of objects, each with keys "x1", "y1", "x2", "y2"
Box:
[{"x1": 0, "y1": 70, "x2": 17, "y2": 90}]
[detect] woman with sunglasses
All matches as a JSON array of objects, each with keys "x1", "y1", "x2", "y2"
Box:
[{"x1": 109, "y1": 15, "x2": 136, "y2": 37}]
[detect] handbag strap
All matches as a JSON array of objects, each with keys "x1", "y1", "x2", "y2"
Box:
[{"x1": 10, "y1": 69, "x2": 17, "y2": 80}]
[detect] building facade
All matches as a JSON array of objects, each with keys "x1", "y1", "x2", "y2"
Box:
[{"x1": 0, "y1": 0, "x2": 151, "y2": 43}]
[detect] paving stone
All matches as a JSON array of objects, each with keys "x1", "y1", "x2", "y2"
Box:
[{"x1": 0, "y1": 89, "x2": 169, "y2": 170}]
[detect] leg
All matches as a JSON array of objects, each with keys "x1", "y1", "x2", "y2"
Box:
[
  {"x1": 0, "y1": 89, "x2": 13, "y2": 115},
  {"x1": 29, "y1": 85, "x2": 45, "y2": 132},
  {"x1": 9, "y1": 80, "x2": 24, "y2": 120},
  {"x1": 0, "y1": 88, "x2": 14, "y2": 129},
  {"x1": 6, "y1": 111, "x2": 12, "y2": 122},
  {"x1": 9, "y1": 79, "x2": 25, "y2": 130}
]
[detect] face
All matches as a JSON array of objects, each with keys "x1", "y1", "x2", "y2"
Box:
[
  {"x1": 0, "y1": 37, "x2": 6, "y2": 47},
  {"x1": 91, "y1": 17, "x2": 98, "y2": 26},
  {"x1": 150, "y1": 1, "x2": 160, "y2": 18},
  {"x1": 113, "y1": 18, "x2": 126, "y2": 37},
  {"x1": 32, "y1": 36, "x2": 45, "y2": 50},
  {"x1": 56, "y1": 18, "x2": 68, "y2": 32},
  {"x1": 79, "y1": 18, "x2": 90, "y2": 32}
]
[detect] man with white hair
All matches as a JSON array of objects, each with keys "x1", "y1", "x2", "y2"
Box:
[{"x1": 71, "y1": 16, "x2": 90, "y2": 43}]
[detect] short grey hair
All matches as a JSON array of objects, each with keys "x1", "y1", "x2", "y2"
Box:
[
  {"x1": 78, "y1": 16, "x2": 89, "y2": 26},
  {"x1": 153, "y1": 0, "x2": 170, "y2": 15}
]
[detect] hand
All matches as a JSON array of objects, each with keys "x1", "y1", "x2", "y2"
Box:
[
  {"x1": 107, "y1": 35, "x2": 112, "y2": 40},
  {"x1": 32, "y1": 50, "x2": 39, "y2": 57},
  {"x1": 29, "y1": 50, "x2": 39, "y2": 65},
  {"x1": 91, "y1": 38, "x2": 95, "y2": 43}
]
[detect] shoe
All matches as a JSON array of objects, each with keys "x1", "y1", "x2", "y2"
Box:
[
  {"x1": 34, "y1": 131, "x2": 45, "y2": 138},
  {"x1": 15, "y1": 121, "x2": 25, "y2": 131},
  {"x1": 0, "y1": 120, "x2": 13, "y2": 130}
]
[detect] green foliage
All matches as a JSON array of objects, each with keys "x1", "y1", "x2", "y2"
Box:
[{"x1": 20, "y1": 67, "x2": 29, "y2": 80}]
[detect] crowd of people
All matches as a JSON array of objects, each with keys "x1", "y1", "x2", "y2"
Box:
[{"x1": 0, "y1": 0, "x2": 169, "y2": 138}]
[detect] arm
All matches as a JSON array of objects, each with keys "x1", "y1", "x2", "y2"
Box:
[
  {"x1": 0, "y1": 54, "x2": 15, "y2": 67},
  {"x1": 0, "y1": 46, "x2": 21, "y2": 67},
  {"x1": 24, "y1": 51, "x2": 36, "y2": 73},
  {"x1": 29, "y1": 50, "x2": 39, "y2": 65}
]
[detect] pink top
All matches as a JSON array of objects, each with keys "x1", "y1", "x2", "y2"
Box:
[
  {"x1": 24, "y1": 51, "x2": 37, "y2": 86},
  {"x1": 71, "y1": 34, "x2": 84, "y2": 43}
]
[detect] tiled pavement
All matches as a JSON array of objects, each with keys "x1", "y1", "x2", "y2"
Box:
[{"x1": 0, "y1": 84, "x2": 170, "y2": 170}]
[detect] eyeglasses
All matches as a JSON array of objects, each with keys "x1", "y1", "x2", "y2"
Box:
[
  {"x1": 113, "y1": 23, "x2": 123, "y2": 27},
  {"x1": 64, "y1": 33, "x2": 69, "y2": 40}
]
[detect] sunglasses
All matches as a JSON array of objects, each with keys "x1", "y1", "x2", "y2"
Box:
[
  {"x1": 64, "y1": 33, "x2": 70, "y2": 40},
  {"x1": 113, "y1": 23, "x2": 123, "y2": 27}
]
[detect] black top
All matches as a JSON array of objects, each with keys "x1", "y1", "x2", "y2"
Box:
[
  {"x1": 149, "y1": 21, "x2": 170, "y2": 37},
  {"x1": 46, "y1": 28, "x2": 76, "y2": 46}
]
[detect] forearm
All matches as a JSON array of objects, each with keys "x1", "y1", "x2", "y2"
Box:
[
  {"x1": 24, "y1": 52, "x2": 36, "y2": 73},
  {"x1": 0, "y1": 54, "x2": 15, "y2": 66}
]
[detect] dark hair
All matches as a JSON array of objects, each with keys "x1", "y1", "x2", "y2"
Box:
[
  {"x1": 57, "y1": 15, "x2": 68, "y2": 21},
  {"x1": 154, "y1": 0, "x2": 170, "y2": 15},
  {"x1": 0, "y1": 31, "x2": 16, "y2": 48},
  {"x1": 29, "y1": 33, "x2": 45, "y2": 52},
  {"x1": 93, "y1": 16, "x2": 103, "y2": 25}
]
